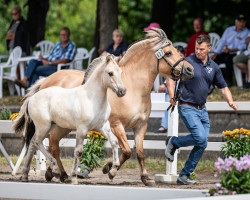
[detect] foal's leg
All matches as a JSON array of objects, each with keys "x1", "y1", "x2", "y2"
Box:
[
  {"x1": 71, "y1": 126, "x2": 87, "y2": 184},
  {"x1": 103, "y1": 123, "x2": 131, "y2": 174},
  {"x1": 98, "y1": 122, "x2": 120, "y2": 180},
  {"x1": 133, "y1": 123, "x2": 155, "y2": 186},
  {"x1": 21, "y1": 137, "x2": 37, "y2": 182},
  {"x1": 46, "y1": 126, "x2": 71, "y2": 182}
]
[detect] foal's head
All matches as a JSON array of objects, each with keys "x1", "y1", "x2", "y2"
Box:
[{"x1": 103, "y1": 54, "x2": 126, "y2": 97}]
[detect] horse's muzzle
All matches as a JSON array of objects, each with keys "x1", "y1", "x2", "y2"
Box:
[
  {"x1": 117, "y1": 88, "x2": 126, "y2": 97},
  {"x1": 182, "y1": 65, "x2": 194, "y2": 81}
]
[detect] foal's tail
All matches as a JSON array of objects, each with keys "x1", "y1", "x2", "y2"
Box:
[{"x1": 13, "y1": 78, "x2": 45, "y2": 147}]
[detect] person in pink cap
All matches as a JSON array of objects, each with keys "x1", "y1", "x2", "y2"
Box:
[{"x1": 144, "y1": 22, "x2": 161, "y2": 31}]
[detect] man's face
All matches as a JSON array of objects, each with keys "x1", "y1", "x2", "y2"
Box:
[
  {"x1": 235, "y1": 20, "x2": 246, "y2": 31},
  {"x1": 12, "y1": 8, "x2": 21, "y2": 21},
  {"x1": 60, "y1": 30, "x2": 70, "y2": 43},
  {"x1": 193, "y1": 19, "x2": 202, "y2": 33},
  {"x1": 195, "y1": 42, "x2": 211, "y2": 61}
]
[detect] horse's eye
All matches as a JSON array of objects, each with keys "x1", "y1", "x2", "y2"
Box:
[
  {"x1": 165, "y1": 51, "x2": 172, "y2": 57},
  {"x1": 108, "y1": 72, "x2": 113, "y2": 77}
]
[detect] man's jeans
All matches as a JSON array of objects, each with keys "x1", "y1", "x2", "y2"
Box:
[
  {"x1": 25, "y1": 59, "x2": 57, "y2": 87},
  {"x1": 171, "y1": 104, "x2": 210, "y2": 176}
]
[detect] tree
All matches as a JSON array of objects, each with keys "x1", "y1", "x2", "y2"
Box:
[
  {"x1": 98, "y1": 0, "x2": 118, "y2": 54},
  {"x1": 27, "y1": 0, "x2": 49, "y2": 47}
]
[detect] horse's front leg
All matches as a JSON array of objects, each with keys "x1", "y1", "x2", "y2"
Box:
[
  {"x1": 99, "y1": 122, "x2": 120, "y2": 180},
  {"x1": 133, "y1": 123, "x2": 155, "y2": 186},
  {"x1": 71, "y1": 127, "x2": 87, "y2": 184}
]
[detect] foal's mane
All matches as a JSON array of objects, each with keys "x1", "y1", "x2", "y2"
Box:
[
  {"x1": 82, "y1": 56, "x2": 104, "y2": 84},
  {"x1": 119, "y1": 28, "x2": 172, "y2": 66}
]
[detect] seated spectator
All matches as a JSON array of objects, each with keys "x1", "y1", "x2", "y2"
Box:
[
  {"x1": 102, "y1": 29, "x2": 128, "y2": 56},
  {"x1": 154, "y1": 46, "x2": 185, "y2": 133},
  {"x1": 186, "y1": 18, "x2": 208, "y2": 57},
  {"x1": 6, "y1": 6, "x2": 30, "y2": 56},
  {"x1": 211, "y1": 14, "x2": 249, "y2": 87},
  {"x1": 15, "y1": 27, "x2": 76, "y2": 88},
  {"x1": 233, "y1": 33, "x2": 250, "y2": 89}
]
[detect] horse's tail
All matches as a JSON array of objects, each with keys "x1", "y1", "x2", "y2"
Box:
[{"x1": 13, "y1": 78, "x2": 45, "y2": 147}]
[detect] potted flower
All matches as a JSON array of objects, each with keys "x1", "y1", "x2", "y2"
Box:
[
  {"x1": 78, "y1": 130, "x2": 107, "y2": 178},
  {"x1": 0, "y1": 107, "x2": 18, "y2": 133}
]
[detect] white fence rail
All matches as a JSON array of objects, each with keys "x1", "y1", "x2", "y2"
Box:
[{"x1": 1, "y1": 94, "x2": 250, "y2": 179}]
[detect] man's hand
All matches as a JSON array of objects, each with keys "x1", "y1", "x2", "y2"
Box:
[
  {"x1": 6, "y1": 30, "x2": 15, "y2": 40},
  {"x1": 210, "y1": 53, "x2": 217, "y2": 60},
  {"x1": 229, "y1": 101, "x2": 238, "y2": 111},
  {"x1": 222, "y1": 46, "x2": 230, "y2": 54},
  {"x1": 170, "y1": 98, "x2": 177, "y2": 106},
  {"x1": 42, "y1": 59, "x2": 50, "y2": 65}
]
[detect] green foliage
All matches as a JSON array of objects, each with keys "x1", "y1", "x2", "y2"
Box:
[
  {"x1": 0, "y1": 107, "x2": 12, "y2": 120},
  {"x1": 80, "y1": 131, "x2": 107, "y2": 171},
  {"x1": 221, "y1": 129, "x2": 250, "y2": 159}
]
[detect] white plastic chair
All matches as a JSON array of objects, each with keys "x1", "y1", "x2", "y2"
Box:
[
  {"x1": 172, "y1": 42, "x2": 187, "y2": 49},
  {"x1": 88, "y1": 47, "x2": 96, "y2": 66},
  {"x1": 57, "y1": 48, "x2": 89, "y2": 71},
  {"x1": 35, "y1": 40, "x2": 54, "y2": 58},
  {"x1": 0, "y1": 46, "x2": 22, "y2": 98}
]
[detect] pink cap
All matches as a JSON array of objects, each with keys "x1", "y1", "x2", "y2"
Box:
[{"x1": 144, "y1": 22, "x2": 161, "y2": 31}]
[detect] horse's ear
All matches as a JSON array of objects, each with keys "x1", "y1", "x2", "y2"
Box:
[
  {"x1": 114, "y1": 56, "x2": 122, "y2": 64},
  {"x1": 106, "y1": 54, "x2": 112, "y2": 63}
]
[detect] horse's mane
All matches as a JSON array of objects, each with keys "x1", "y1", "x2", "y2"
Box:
[
  {"x1": 119, "y1": 28, "x2": 172, "y2": 66},
  {"x1": 82, "y1": 56, "x2": 104, "y2": 84}
]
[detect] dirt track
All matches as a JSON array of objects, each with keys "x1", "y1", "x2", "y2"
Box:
[{"x1": 0, "y1": 164, "x2": 219, "y2": 190}]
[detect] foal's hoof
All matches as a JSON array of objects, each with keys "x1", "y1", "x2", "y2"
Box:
[
  {"x1": 52, "y1": 172, "x2": 61, "y2": 179},
  {"x1": 20, "y1": 176, "x2": 28, "y2": 182},
  {"x1": 45, "y1": 168, "x2": 54, "y2": 182},
  {"x1": 108, "y1": 172, "x2": 115, "y2": 180},
  {"x1": 141, "y1": 175, "x2": 155, "y2": 186},
  {"x1": 60, "y1": 172, "x2": 69, "y2": 182},
  {"x1": 102, "y1": 162, "x2": 112, "y2": 174}
]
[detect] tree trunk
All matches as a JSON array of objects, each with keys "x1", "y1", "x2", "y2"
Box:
[
  {"x1": 27, "y1": 0, "x2": 49, "y2": 47},
  {"x1": 98, "y1": 0, "x2": 118, "y2": 54},
  {"x1": 151, "y1": 0, "x2": 176, "y2": 40}
]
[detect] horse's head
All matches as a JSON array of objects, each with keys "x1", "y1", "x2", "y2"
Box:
[
  {"x1": 156, "y1": 43, "x2": 194, "y2": 81},
  {"x1": 104, "y1": 54, "x2": 126, "y2": 97}
]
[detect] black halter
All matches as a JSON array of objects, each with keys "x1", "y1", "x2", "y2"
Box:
[
  {"x1": 155, "y1": 43, "x2": 185, "y2": 80},
  {"x1": 155, "y1": 43, "x2": 185, "y2": 113}
]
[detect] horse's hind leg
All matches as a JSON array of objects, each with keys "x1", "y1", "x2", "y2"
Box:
[
  {"x1": 133, "y1": 123, "x2": 155, "y2": 186},
  {"x1": 46, "y1": 126, "x2": 71, "y2": 182},
  {"x1": 21, "y1": 137, "x2": 37, "y2": 182},
  {"x1": 99, "y1": 122, "x2": 120, "y2": 180},
  {"x1": 102, "y1": 123, "x2": 131, "y2": 174}
]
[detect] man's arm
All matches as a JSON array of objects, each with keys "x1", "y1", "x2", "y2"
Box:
[
  {"x1": 219, "y1": 87, "x2": 238, "y2": 110},
  {"x1": 166, "y1": 78, "x2": 176, "y2": 106},
  {"x1": 42, "y1": 58, "x2": 70, "y2": 66}
]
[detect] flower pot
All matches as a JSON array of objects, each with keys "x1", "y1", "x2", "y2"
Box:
[
  {"x1": 77, "y1": 164, "x2": 91, "y2": 178},
  {"x1": 0, "y1": 120, "x2": 14, "y2": 134}
]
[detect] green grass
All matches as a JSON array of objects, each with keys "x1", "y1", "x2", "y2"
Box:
[{"x1": 0, "y1": 156, "x2": 216, "y2": 173}]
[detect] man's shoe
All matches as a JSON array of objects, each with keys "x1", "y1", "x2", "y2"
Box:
[
  {"x1": 154, "y1": 127, "x2": 168, "y2": 133},
  {"x1": 243, "y1": 82, "x2": 250, "y2": 89},
  {"x1": 15, "y1": 79, "x2": 27, "y2": 89},
  {"x1": 177, "y1": 175, "x2": 197, "y2": 185},
  {"x1": 165, "y1": 136, "x2": 177, "y2": 162}
]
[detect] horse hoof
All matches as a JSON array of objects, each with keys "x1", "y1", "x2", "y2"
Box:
[
  {"x1": 60, "y1": 172, "x2": 69, "y2": 182},
  {"x1": 45, "y1": 168, "x2": 54, "y2": 182},
  {"x1": 102, "y1": 162, "x2": 112, "y2": 174},
  {"x1": 141, "y1": 175, "x2": 155, "y2": 186},
  {"x1": 108, "y1": 172, "x2": 115, "y2": 180},
  {"x1": 52, "y1": 172, "x2": 61, "y2": 179},
  {"x1": 20, "y1": 176, "x2": 28, "y2": 182}
]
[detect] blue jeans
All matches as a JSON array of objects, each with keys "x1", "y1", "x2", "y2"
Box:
[
  {"x1": 25, "y1": 59, "x2": 57, "y2": 87},
  {"x1": 161, "y1": 88, "x2": 169, "y2": 128},
  {"x1": 171, "y1": 104, "x2": 210, "y2": 176}
]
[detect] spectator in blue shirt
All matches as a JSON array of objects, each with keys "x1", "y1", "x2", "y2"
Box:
[
  {"x1": 102, "y1": 29, "x2": 128, "y2": 56},
  {"x1": 166, "y1": 35, "x2": 238, "y2": 185},
  {"x1": 211, "y1": 14, "x2": 249, "y2": 87},
  {"x1": 15, "y1": 27, "x2": 76, "y2": 88}
]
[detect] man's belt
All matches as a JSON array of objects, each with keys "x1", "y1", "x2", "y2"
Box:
[{"x1": 179, "y1": 100, "x2": 205, "y2": 110}]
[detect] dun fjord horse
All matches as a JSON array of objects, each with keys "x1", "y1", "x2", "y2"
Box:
[
  {"x1": 13, "y1": 54, "x2": 126, "y2": 184},
  {"x1": 23, "y1": 28, "x2": 194, "y2": 186}
]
